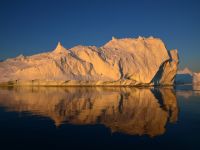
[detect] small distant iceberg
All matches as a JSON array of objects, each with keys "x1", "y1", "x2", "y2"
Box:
[
  {"x1": 175, "y1": 67, "x2": 200, "y2": 85},
  {"x1": 193, "y1": 72, "x2": 200, "y2": 85},
  {"x1": 175, "y1": 67, "x2": 193, "y2": 84}
]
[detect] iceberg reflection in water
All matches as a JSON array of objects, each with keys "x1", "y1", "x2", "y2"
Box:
[{"x1": 0, "y1": 87, "x2": 178, "y2": 137}]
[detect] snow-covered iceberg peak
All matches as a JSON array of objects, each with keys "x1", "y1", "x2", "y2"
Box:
[
  {"x1": 52, "y1": 42, "x2": 67, "y2": 53},
  {"x1": 177, "y1": 67, "x2": 193, "y2": 75}
]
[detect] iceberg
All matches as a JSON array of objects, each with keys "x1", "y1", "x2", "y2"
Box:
[
  {"x1": 193, "y1": 72, "x2": 200, "y2": 85},
  {"x1": 0, "y1": 37, "x2": 179, "y2": 86},
  {"x1": 175, "y1": 67, "x2": 193, "y2": 84},
  {"x1": 175, "y1": 67, "x2": 200, "y2": 85}
]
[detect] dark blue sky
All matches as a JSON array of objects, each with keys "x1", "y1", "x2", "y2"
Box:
[{"x1": 0, "y1": 0, "x2": 200, "y2": 71}]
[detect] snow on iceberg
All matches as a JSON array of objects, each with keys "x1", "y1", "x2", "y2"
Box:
[{"x1": 0, "y1": 37, "x2": 179, "y2": 86}]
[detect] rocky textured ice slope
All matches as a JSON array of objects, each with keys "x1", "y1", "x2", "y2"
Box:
[{"x1": 0, "y1": 37, "x2": 179, "y2": 86}]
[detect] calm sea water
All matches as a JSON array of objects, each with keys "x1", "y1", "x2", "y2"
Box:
[{"x1": 0, "y1": 85, "x2": 199, "y2": 150}]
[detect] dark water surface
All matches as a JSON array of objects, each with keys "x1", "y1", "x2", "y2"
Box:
[{"x1": 0, "y1": 86, "x2": 199, "y2": 150}]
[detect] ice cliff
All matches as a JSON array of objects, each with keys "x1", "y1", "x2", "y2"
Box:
[{"x1": 0, "y1": 37, "x2": 179, "y2": 86}]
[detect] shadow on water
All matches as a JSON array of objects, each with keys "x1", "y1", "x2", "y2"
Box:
[
  {"x1": 175, "y1": 74, "x2": 193, "y2": 84},
  {"x1": 0, "y1": 86, "x2": 178, "y2": 137}
]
